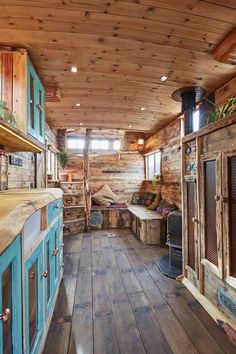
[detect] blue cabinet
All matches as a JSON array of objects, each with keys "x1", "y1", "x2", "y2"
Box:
[
  {"x1": 0, "y1": 236, "x2": 22, "y2": 354},
  {"x1": 44, "y1": 230, "x2": 54, "y2": 320},
  {"x1": 47, "y1": 199, "x2": 63, "y2": 225},
  {"x1": 27, "y1": 59, "x2": 45, "y2": 143},
  {"x1": 24, "y1": 243, "x2": 43, "y2": 354}
]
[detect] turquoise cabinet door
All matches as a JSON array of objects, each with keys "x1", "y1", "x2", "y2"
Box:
[
  {"x1": 25, "y1": 244, "x2": 43, "y2": 354},
  {"x1": 44, "y1": 230, "x2": 54, "y2": 319},
  {"x1": 51, "y1": 223, "x2": 60, "y2": 290},
  {"x1": 27, "y1": 58, "x2": 45, "y2": 143},
  {"x1": 0, "y1": 236, "x2": 22, "y2": 354},
  {"x1": 27, "y1": 60, "x2": 37, "y2": 140}
]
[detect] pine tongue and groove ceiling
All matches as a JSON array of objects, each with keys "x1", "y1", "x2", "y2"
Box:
[{"x1": 0, "y1": 1, "x2": 235, "y2": 132}]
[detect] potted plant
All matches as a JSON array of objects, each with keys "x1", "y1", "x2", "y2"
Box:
[{"x1": 57, "y1": 151, "x2": 69, "y2": 182}]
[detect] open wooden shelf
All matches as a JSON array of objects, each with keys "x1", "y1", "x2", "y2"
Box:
[{"x1": 0, "y1": 120, "x2": 45, "y2": 153}]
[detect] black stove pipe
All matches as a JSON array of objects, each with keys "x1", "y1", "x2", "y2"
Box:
[
  {"x1": 181, "y1": 91, "x2": 196, "y2": 135},
  {"x1": 171, "y1": 86, "x2": 205, "y2": 136}
]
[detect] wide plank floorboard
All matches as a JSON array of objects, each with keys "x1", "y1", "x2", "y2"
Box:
[{"x1": 43, "y1": 228, "x2": 235, "y2": 354}]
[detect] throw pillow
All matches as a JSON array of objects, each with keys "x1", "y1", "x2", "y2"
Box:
[
  {"x1": 131, "y1": 193, "x2": 142, "y2": 205},
  {"x1": 147, "y1": 193, "x2": 162, "y2": 210},
  {"x1": 156, "y1": 200, "x2": 167, "y2": 215},
  {"x1": 145, "y1": 193, "x2": 156, "y2": 206},
  {"x1": 162, "y1": 204, "x2": 177, "y2": 218},
  {"x1": 141, "y1": 192, "x2": 149, "y2": 205},
  {"x1": 92, "y1": 184, "x2": 119, "y2": 206}
]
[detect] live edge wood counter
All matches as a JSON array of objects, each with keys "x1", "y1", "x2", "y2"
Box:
[{"x1": 0, "y1": 188, "x2": 63, "y2": 254}]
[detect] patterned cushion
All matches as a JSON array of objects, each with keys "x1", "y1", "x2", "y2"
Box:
[
  {"x1": 145, "y1": 193, "x2": 156, "y2": 206},
  {"x1": 162, "y1": 203, "x2": 177, "y2": 218},
  {"x1": 131, "y1": 192, "x2": 142, "y2": 205},
  {"x1": 141, "y1": 192, "x2": 149, "y2": 205},
  {"x1": 147, "y1": 193, "x2": 162, "y2": 210},
  {"x1": 156, "y1": 200, "x2": 168, "y2": 214}
]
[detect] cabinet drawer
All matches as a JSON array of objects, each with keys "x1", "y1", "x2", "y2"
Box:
[{"x1": 47, "y1": 199, "x2": 62, "y2": 225}]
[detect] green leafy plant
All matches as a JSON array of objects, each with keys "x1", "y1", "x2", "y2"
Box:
[
  {"x1": 57, "y1": 151, "x2": 68, "y2": 171},
  {"x1": 151, "y1": 174, "x2": 163, "y2": 188},
  {"x1": 201, "y1": 97, "x2": 236, "y2": 126}
]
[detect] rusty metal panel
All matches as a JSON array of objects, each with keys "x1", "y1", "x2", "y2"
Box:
[{"x1": 204, "y1": 160, "x2": 218, "y2": 266}]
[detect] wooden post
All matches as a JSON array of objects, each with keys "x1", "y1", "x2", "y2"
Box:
[{"x1": 83, "y1": 129, "x2": 92, "y2": 231}]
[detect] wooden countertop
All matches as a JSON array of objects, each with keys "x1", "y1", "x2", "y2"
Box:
[{"x1": 0, "y1": 188, "x2": 63, "y2": 254}]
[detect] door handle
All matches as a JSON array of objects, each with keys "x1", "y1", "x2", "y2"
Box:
[
  {"x1": 220, "y1": 196, "x2": 228, "y2": 203},
  {"x1": 214, "y1": 195, "x2": 220, "y2": 201},
  {"x1": 52, "y1": 248, "x2": 59, "y2": 256},
  {"x1": 0, "y1": 308, "x2": 10, "y2": 323},
  {"x1": 42, "y1": 271, "x2": 48, "y2": 278},
  {"x1": 30, "y1": 271, "x2": 35, "y2": 279},
  {"x1": 192, "y1": 217, "x2": 198, "y2": 223}
]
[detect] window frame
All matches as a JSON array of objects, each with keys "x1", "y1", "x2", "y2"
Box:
[
  {"x1": 47, "y1": 149, "x2": 58, "y2": 180},
  {"x1": 145, "y1": 150, "x2": 161, "y2": 180}
]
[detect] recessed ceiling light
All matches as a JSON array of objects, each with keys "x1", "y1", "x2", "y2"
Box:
[
  {"x1": 160, "y1": 75, "x2": 167, "y2": 82},
  {"x1": 71, "y1": 66, "x2": 78, "y2": 73},
  {"x1": 129, "y1": 125, "x2": 132, "y2": 128},
  {"x1": 140, "y1": 107, "x2": 145, "y2": 111},
  {"x1": 76, "y1": 103, "x2": 81, "y2": 106},
  {"x1": 80, "y1": 122, "x2": 83, "y2": 126}
]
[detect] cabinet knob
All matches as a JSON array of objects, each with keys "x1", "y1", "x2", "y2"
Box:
[
  {"x1": 42, "y1": 271, "x2": 48, "y2": 278},
  {"x1": 54, "y1": 204, "x2": 59, "y2": 209},
  {"x1": 0, "y1": 308, "x2": 11, "y2": 323},
  {"x1": 52, "y1": 248, "x2": 59, "y2": 256},
  {"x1": 192, "y1": 217, "x2": 198, "y2": 223},
  {"x1": 214, "y1": 195, "x2": 220, "y2": 201},
  {"x1": 30, "y1": 271, "x2": 35, "y2": 279}
]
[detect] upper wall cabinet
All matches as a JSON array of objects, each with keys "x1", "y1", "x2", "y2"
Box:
[
  {"x1": 27, "y1": 59, "x2": 45, "y2": 143},
  {"x1": 0, "y1": 48, "x2": 45, "y2": 151}
]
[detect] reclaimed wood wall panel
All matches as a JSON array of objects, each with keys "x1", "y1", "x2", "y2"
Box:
[
  {"x1": 0, "y1": 49, "x2": 27, "y2": 132},
  {"x1": 0, "y1": 2, "x2": 235, "y2": 131},
  {"x1": 65, "y1": 152, "x2": 145, "y2": 203},
  {"x1": 143, "y1": 118, "x2": 182, "y2": 208}
]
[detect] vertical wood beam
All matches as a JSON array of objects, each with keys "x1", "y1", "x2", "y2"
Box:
[{"x1": 83, "y1": 129, "x2": 92, "y2": 231}]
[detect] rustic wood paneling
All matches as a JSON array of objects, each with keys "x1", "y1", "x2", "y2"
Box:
[
  {"x1": 0, "y1": 2, "x2": 235, "y2": 131},
  {"x1": 144, "y1": 118, "x2": 182, "y2": 208}
]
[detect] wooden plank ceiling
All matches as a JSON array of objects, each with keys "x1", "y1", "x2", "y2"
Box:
[{"x1": 0, "y1": 0, "x2": 235, "y2": 132}]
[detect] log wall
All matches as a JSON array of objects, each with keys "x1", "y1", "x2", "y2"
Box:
[{"x1": 143, "y1": 118, "x2": 182, "y2": 209}]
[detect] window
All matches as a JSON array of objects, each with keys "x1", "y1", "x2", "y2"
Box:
[
  {"x1": 67, "y1": 136, "x2": 84, "y2": 150},
  {"x1": 67, "y1": 136, "x2": 121, "y2": 152},
  {"x1": 91, "y1": 139, "x2": 109, "y2": 150},
  {"x1": 47, "y1": 150, "x2": 57, "y2": 180},
  {"x1": 193, "y1": 110, "x2": 200, "y2": 132},
  {"x1": 114, "y1": 140, "x2": 121, "y2": 150},
  {"x1": 145, "y1": 151, "x2": 161, "y2": 180}
]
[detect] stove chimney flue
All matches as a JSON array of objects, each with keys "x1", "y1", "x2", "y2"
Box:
[{"x1": 171, "y1": 86, "x2": 205, "y2": 135}]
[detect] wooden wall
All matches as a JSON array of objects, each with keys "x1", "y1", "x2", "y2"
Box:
[
  {"x1": 0, "y1": 124, "x2": 55, "y2": 190},
  {"x1": 64, "y1": 131, "x2": 145, "y2": 203},
  {"x1": 143, "y1": 118, "x2": 182, "y2": 209}
]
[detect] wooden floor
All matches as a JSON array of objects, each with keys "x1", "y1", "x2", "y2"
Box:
[{"x1": 43, "y1": 228, "x2": 235, "y2": 354}]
